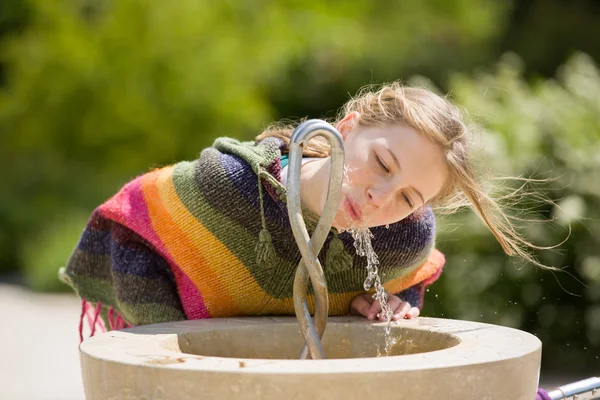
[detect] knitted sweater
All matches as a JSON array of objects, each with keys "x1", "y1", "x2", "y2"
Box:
[{"x1": 62, "y1": 136, "x2": 444, "y2": 327}]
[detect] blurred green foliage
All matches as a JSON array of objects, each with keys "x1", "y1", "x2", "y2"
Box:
[
  {"x1": 0, "y1": 0, "x2": 507, "y2": 279},
  {"x1": 428, "y1": 53, "x2": 600, "y2": 372},
  {"x1": 0, "y1": 0, "x2": 599, "y2": 374}
]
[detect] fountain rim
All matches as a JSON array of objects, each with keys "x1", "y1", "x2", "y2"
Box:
[{"x1": 80, "y1": 316, "x2": 542, "y2": 374}]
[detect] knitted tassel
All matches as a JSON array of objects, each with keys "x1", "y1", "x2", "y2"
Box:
[
  {"x1": 326, "y1": 234, "x2": 352, "y2": 274},
  {"x1": 255, "y1": 169, "x2": 277, "y2": 269},
  {"x1": 255, "y1": 228, "x2": 276, "y2": 269}
]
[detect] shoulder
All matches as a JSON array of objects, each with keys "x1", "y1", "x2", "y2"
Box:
[
  {"x1": 209, "y1": 136, "x2": 285, "y2": 170},
  {"x1": 369, "y1": 206, "x2": 436, "y2": 255}
]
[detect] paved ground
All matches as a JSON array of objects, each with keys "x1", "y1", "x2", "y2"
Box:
[
  {"x1": 0, "y1": 283, "x2": 84, "y2": 400},
  {"x1": 0, "y1": 281, "x2": 593, "y2": 399}
]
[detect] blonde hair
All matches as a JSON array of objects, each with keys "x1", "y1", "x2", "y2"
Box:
[{"x1": 256, "y1": 82, "x2": 557, "y2": 268}]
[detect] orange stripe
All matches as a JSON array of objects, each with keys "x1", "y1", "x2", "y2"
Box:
[
  {"x1": 142, "y1": 167, "x2": 241, "y2": 316},
  {"x1": 152, "y1": 166, "x2": 293, "y2": 316},
  {"x1": 382, "y1": 249, "x2": 444, "y2": 294}
]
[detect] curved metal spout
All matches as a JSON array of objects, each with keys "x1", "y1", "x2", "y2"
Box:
[{"x1": 287, "y1": 119, "x2": 345, "y2": 359}]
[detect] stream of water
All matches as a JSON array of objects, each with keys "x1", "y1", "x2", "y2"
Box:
[{"x1": 348, "y1": 227, "x2": 396, "y2": 354}]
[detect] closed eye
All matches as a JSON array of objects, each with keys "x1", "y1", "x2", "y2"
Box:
[
  {"x1": 402, "y1": 192, "x2": 413, "y2": 209},
  {"x1": 374, "y1": 153, "x2": 390, "y2": 173}
]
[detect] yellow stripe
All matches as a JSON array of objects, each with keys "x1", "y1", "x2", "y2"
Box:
[
  {"x1": 150, "y1": 167, "x2": 288, "y2": 316},
  {"x1": 142, "y1": 167, "x2": 242, "y2": 316}
]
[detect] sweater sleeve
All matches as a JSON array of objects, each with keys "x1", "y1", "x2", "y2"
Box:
[
  {"x1": 394, "y1": 248, "x2": 445, "y2": 310},
  {"x1": 61, "y1": 209, "x2": 186, "y2": 327}
]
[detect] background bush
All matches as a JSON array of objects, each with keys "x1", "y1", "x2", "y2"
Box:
[{"x1": 1, "y1": 0, "x2": 598, "y2": 374}]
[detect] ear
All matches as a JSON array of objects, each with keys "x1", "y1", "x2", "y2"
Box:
[{"x1": 336, "y1": 111, "x2": 360, "y2": 140}]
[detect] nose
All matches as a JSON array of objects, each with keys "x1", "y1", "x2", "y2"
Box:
[{"x1": 366, "y1": 183, "x2": 394, "y2": 209}]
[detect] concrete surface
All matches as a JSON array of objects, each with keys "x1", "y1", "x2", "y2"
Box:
[{"x1": 81, "y1": 317, "x2": 543, "y2": 399}]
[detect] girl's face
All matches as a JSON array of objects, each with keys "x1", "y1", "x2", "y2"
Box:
[{"x1": 329, "y1": 112, "x2": 449, "y2": 230}]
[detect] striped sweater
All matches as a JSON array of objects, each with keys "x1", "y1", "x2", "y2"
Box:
[{"x1": 62, "y1": 136, "x2": 444, "y2": 327}]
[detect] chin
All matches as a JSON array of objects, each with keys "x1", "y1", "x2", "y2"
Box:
[
  {"x1": 333, "y1": 218, "x2": 370, "y2": 231},
  {"x1": 331, "y1": 214, "x2": 351, "y2": 231}
]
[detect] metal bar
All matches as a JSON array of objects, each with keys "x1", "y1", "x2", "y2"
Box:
[
  {"x1": 287, "y1": 119, "x2": 345, "y2": 360},
  {"x1": 547, "y1": 377, "x2": 600, "y2": 400}
]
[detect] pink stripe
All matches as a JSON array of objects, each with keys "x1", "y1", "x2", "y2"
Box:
[
  {"x1": 99, "y1": 175, "x2": 210, "y2": 320},
  {"x1": 90, "y1": 301, "x2": 102, "y2": 336},
  {"x1": 79, "y1": 299, "x2": 85, "y2": 343}
]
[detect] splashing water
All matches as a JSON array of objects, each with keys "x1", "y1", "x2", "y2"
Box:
[{"x1": 349, "y1": 227, "x2": 395, "y2": 353}]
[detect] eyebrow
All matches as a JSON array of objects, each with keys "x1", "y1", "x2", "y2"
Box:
[
  {"x1": 413, "y1": 188, "x2": 425, "y2": 208},
  {"x1": 386, "y1": 147, "x2": 425, "y2": 207},
  {"x1": 386, "y1": 147, "x2": 401, "y2": 171}
]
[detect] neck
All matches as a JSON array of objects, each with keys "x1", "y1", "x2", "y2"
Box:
[{"x1": 299, "y1": 157, "x2": 330, "y2": 219}]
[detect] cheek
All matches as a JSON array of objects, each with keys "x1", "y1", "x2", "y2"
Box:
[
  {"x1": 343, "y1": 158, "x2": 372, "y2": 186},
  {"x1": 343, "y1": 168, "x2": 360, "y2": 186},
  {"x1": 376, "y1": 207, "x2": 411, "y2": 226}
]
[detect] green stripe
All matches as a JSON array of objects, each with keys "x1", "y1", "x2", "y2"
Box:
[
  {"x1": 171, "y1": 160, "x2": 296, "y2": 298},
  {"x1": 66, "y1": 276, "x2": 118, "y2": 306},
  {"x1": 119, "y1": 302, "x2": 186, "y2": 325}
]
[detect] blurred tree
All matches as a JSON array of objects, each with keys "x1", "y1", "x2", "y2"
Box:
[
  {"x1": 0, "y1": 0, "x2": 31, "y2": 86},
  {"x1": 267, "y1": 0, "x2": 511, "y2": 118},
  {"x1": 0, "y1": 0, "x2": 508, "y2": 280},
  {"x1": 499, "y1": 0, "x2": 600, "y2": 79}
]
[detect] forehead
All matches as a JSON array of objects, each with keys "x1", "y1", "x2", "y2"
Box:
[{"x1": 357, "y1": 124, "x2": 429, "y2": 148}]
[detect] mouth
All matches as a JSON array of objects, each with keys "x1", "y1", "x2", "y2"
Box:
[{"x1": 343, "y1": 196, "x2": 363, "y2": 222}]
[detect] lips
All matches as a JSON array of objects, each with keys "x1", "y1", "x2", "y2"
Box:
[{"x1": 344, "y1": 196, "x2": 362, "y2": 222}]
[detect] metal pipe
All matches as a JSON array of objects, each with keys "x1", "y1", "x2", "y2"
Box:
[
  {"x1": 287, "y1": 119, "x2": 345, "y2": 360},
  {"x1": 547, "y1": 377, "x2": 600, "y2": 400}
]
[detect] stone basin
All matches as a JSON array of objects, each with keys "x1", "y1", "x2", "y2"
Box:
[{"x1": 80, "y1": 316, "x2": 542, "y2": 399}]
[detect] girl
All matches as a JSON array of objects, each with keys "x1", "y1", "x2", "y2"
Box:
[{"x1": 61, "y1": 82, "x2": 534, "y2": 336}]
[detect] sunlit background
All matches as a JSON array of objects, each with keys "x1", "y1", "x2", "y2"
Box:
[{"x1": 1, "y1": 0, "x2": 599, "y2": 398}]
